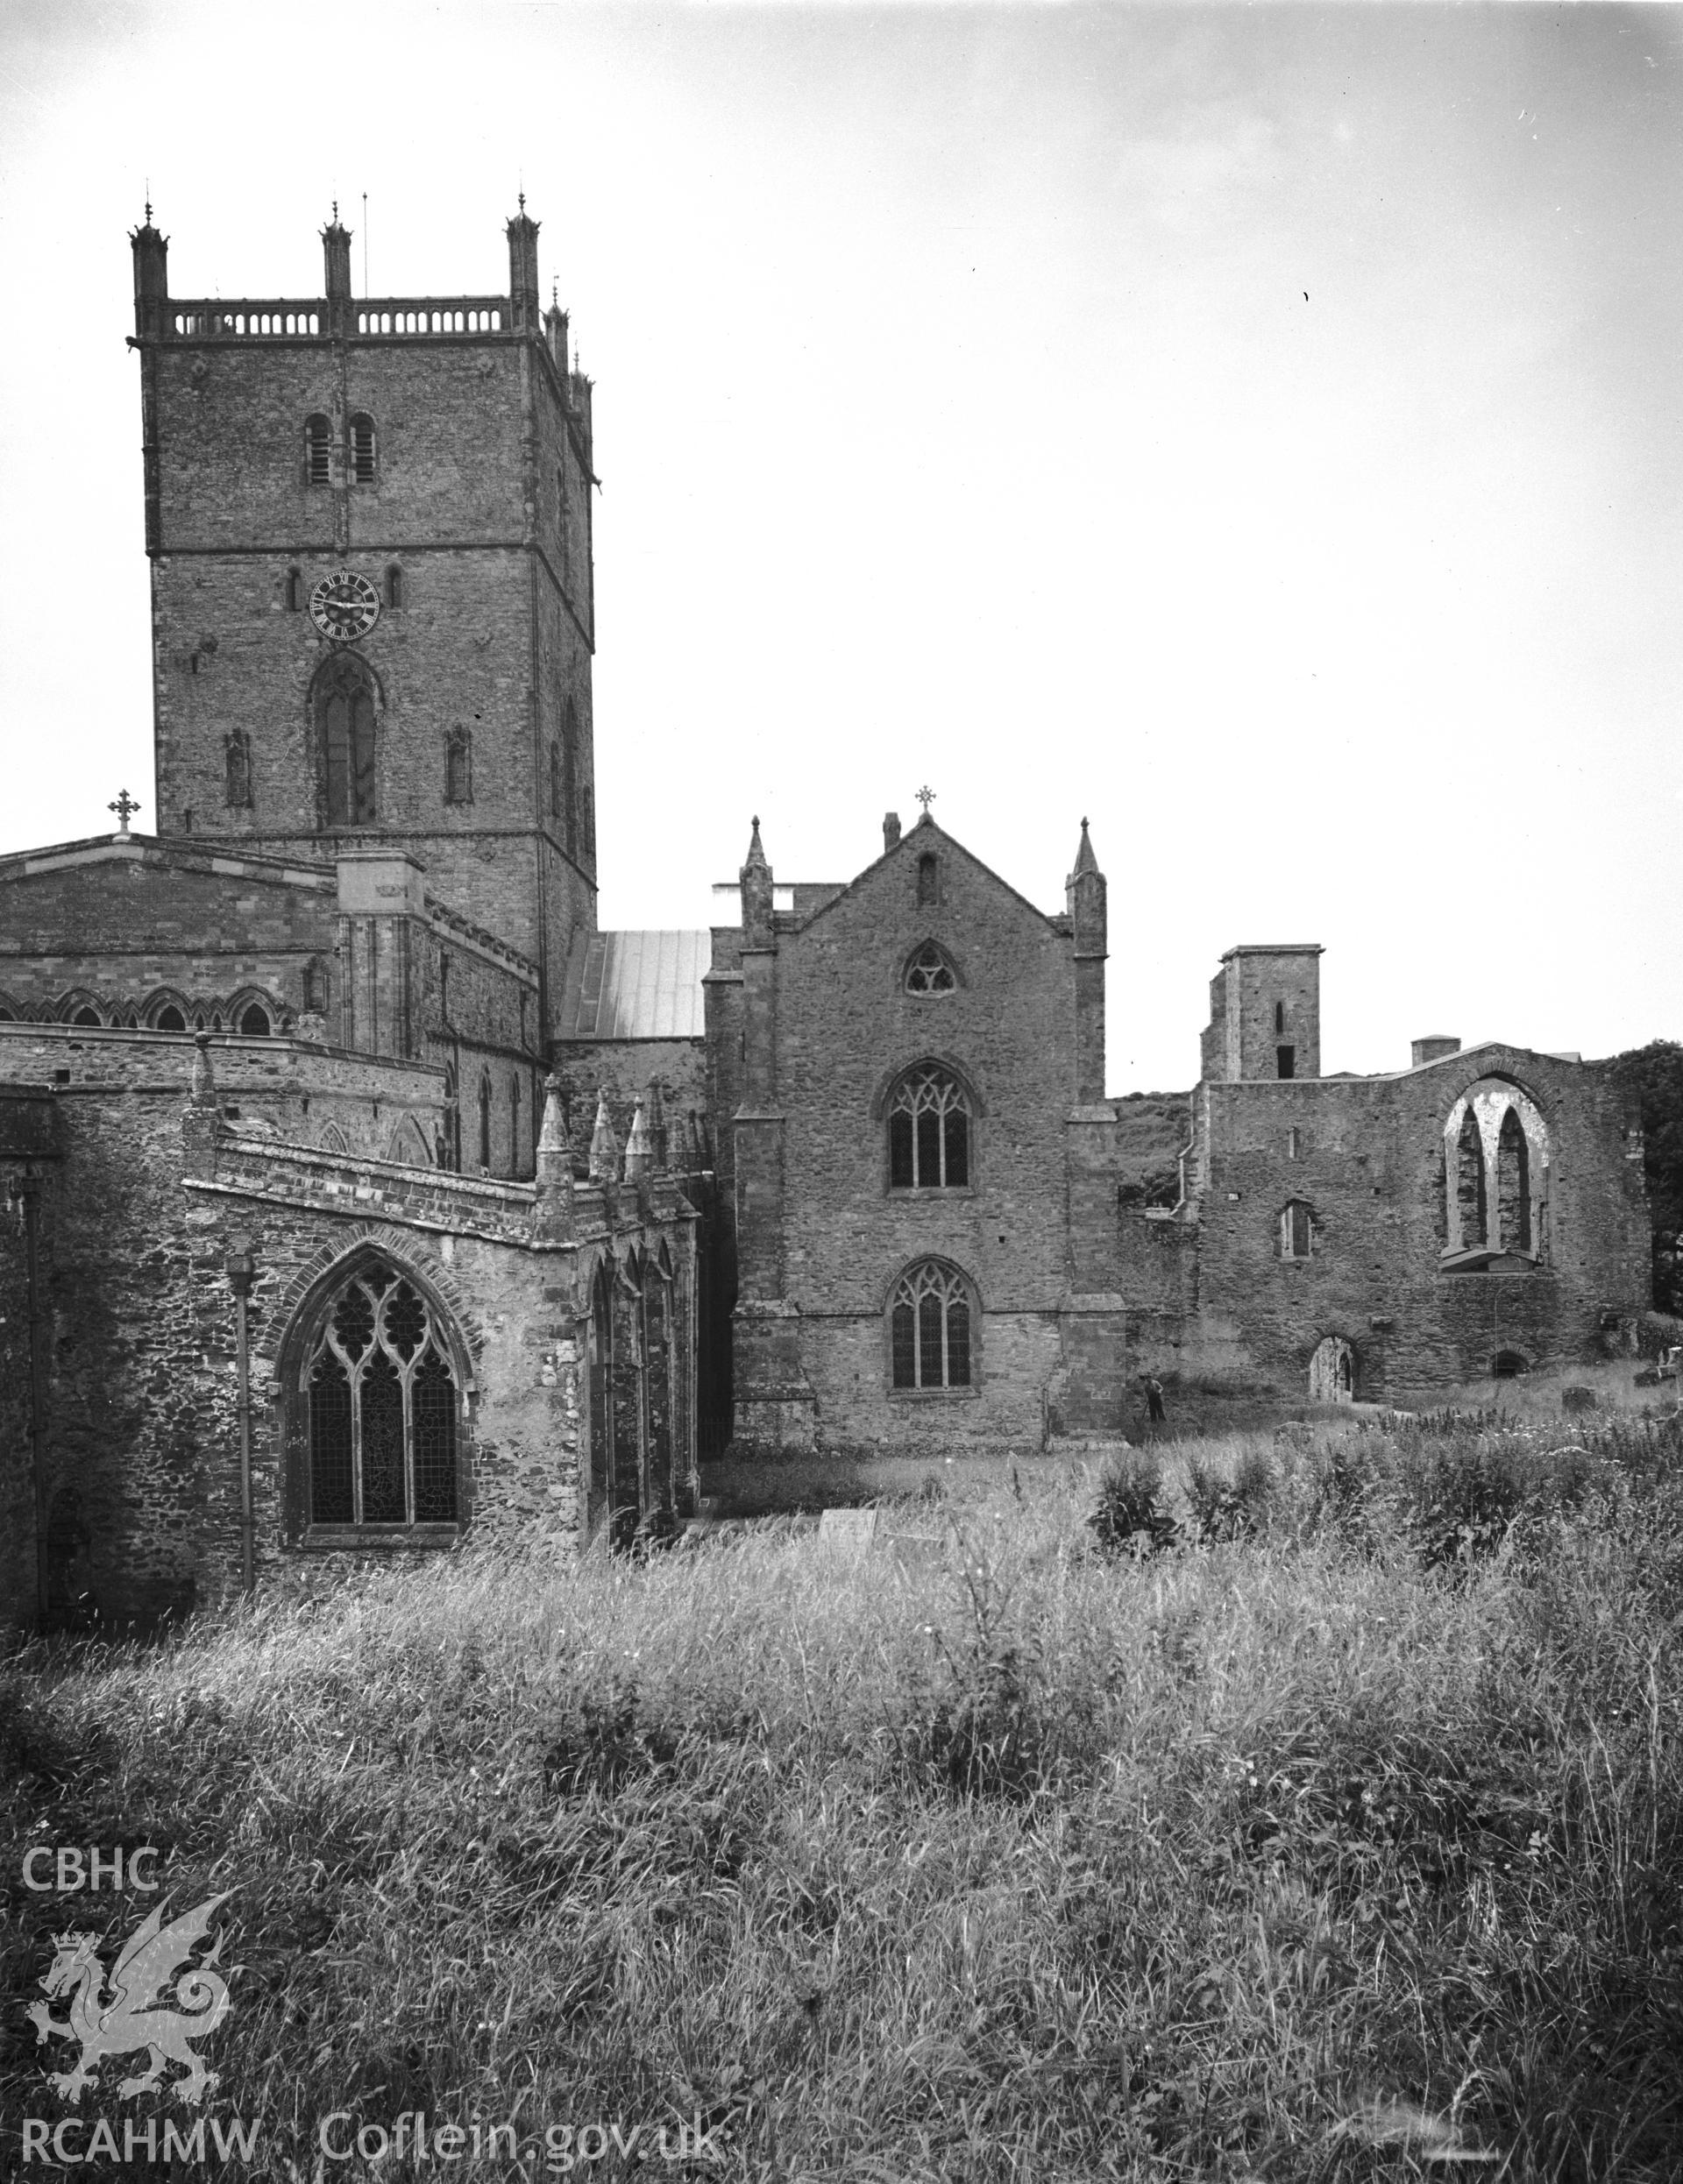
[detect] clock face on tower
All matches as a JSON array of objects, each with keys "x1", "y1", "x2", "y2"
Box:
[{"x1": 309, "y1": 570, "x2": 380, "y2": 643}]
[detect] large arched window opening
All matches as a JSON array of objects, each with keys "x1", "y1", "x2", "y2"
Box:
[
  {"x1": 888, "y1": 1064, "x2": 971, "y2": 1190},
  {"x1": 1497, "y1": 1109, "x2": 1530, "y2": 1253},
  {"x1": 1455, "y1": 1108, "x2": 1487, "y2": 1250},
  {"x1": 303, "y1": 1263, "x2": 459, "y2": 1528},
  {"x1": 315, "y1": 655, "x2": 377, "y2": 826},
  {"x1": 890, "y1": 1260, "x2": 975, "y2": 1390},
  {"x1": 1444, "y1": 1079, "x2": 1550, "y2": 1267}
]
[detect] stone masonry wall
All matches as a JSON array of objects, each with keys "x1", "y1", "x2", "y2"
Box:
[
  {"x1": 2, "y1": 1056, "x2": 695, "y2": 1622},
  {"x1": 753, "y1": 820, "x2": 1080, "y2": 1450},
  {"x1": 1191, "y1": 1044, "x2": 1650, "y2": 1400}
]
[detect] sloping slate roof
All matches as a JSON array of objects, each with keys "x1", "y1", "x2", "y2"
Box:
[{"x1": 557, "y1": 931, "x2": 709, "y2": 1040}]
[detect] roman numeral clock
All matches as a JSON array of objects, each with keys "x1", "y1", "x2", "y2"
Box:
[{"x1": 309, "y1": 570, "x2": 380, "y2": 643}]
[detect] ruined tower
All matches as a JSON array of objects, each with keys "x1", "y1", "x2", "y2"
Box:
[{"x1": 129, "y1": 205, "x2": 597, "y2": 1032}]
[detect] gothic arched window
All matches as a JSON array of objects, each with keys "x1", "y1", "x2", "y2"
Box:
[
  {"x1": 890, "y1": 1260, "x2": 974, "y2": 1390},
  {"x1": 561, "y1": 698, "x2": 579, "y2": 854},
  {"x1": 1497, "y1": 1108, "x2": 1530, "y2": 1253},
  {"x1": 904, "y1": 940, "x2": 958, "y2": 995},
  {"x1": 239, "y1": 1001, "x2": 272, "y2": 1037},
  {"x1": 509, "y1": 1074, "x2": 522, "y2": 1175},
  {"x1": 385, "y1": 564, "x2": 403, "y2": 609},
  {"x1": 444, "y1": 727, "x2": 472, "y2": 805},
  {"x1": 316, "y1": 655, "x2": 377, "y2": 826},
  {"x1": 917, "y1": 852, "x2": 940, "y2": 906},
  {"x1": 224, "y1": 730, "x2": 252, "y2": 809},
  {"x1": 304, "y1": 415, "x2": 330, "y2": 486},
  {"x1": 442, "y1": 1061, "x2": 461, "y2": 1172},
  {"x1": 888, "y1": 1064, "x2": 971, "y2": 1190},
  {"x1": 349, "y1": 413, "x2": 377, "y2": 484},
  {"x1": 1456, "y1": 1107, "x2": 1488, "y2": 1251},
  {"x1": 286, "y1": 568, "x2": 303, "y2": 611},
  {"x1": 304, "y1": 1264, "x2": 459, "y2": 1528}
]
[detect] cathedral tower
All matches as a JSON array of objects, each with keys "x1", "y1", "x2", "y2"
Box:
[{"x1": 129, "y1": 205, "x2": 597, "y2": 1032}]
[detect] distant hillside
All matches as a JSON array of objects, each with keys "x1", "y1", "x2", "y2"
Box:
[{"x1": 1603, "y1": 1041, "x2": 1683, "y2": 1315}]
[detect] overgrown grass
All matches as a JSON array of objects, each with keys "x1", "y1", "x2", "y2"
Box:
[{"x1": 4, "y1": 1415, "x2": 1683, "y2": 2180}]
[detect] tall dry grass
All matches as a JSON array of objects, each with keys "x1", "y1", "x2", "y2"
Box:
[{"x1": 4, "y1": 1414, "x2": 1681, "y2": 2180}]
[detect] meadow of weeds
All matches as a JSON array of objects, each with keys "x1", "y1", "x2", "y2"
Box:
[{"x1": 4, "y1": 1410, "x2": 1682, "y2": 2183}]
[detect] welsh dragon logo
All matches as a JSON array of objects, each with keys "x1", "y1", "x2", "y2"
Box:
[{"x1": 27, "y1": 1892, "x2": 235, "y2": 2107}]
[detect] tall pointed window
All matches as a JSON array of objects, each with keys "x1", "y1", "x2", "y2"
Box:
[
  {"x1": 1280, "y1": 1199, "x2": 1314, "y2": 1260},
  {"x1": 1456, "y1": 1108, "x2": 1487, "y2": 1251},
  {"x1": 890, "y1": 1261, "x2": 974, "y2": 1390},
  {"x1": 304, "y1": 415, "x2": 330, "y2": 486},
  {"x1": 224, "y1": 729, "x2": 252, "y2": 809},
  {"x1": 561, "y1": 697, "x2": 579, "y2": 855},
  {"x1": 550, "y1": 741, "x2": 563, "y2": 822},
  {"x1": 1497, "y1": 1107, "x2": 1531, "y2": 1253},
  {"x1": 304, "y1": 1264, "x2": 458, "y2": 1529},
  {"x1": 350, "y1": 413, "x2": 377, "y2": 484},
  {"x1": 888, "y1": 1065, "x2": 970, "y2": 1190},
  {"x1": 444, "y1": 727, "x2": 472, "y2": 805},
  {"x1": 316, "y1": 656, "x2": 377, "y2": 825},
  {"x1": 917, "y1": 852, "x2": 940, "y2": 906},
  {"x1": 478, "y1": 1072, "x2": 492, "y2": 1173}
]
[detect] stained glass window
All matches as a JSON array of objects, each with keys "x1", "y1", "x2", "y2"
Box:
[
  {"x1": 888, "y1": 1066, "x2": 970, "y2": 1189},
  {"x1": 305, "y1": 1269, "x2": 458, "y2": 1527},
  {"x1": 889, "y1": 1261, "x2": 974, "y2": 1390}
]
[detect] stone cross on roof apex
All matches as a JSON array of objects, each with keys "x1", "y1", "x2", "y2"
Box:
[{"x1": 108, "y1": 789, "x2": 141, "y2": 837}]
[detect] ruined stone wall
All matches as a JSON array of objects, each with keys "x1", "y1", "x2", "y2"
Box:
[{"x1": 1191, "y1": 1045, "x2": 1650, "y2": 1400}]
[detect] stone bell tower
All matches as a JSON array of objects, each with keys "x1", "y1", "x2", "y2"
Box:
[{"x1": 129, "y1": 202, "x2": 599, "y2": 1033}]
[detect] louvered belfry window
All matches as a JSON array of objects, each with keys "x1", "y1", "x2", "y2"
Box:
[{"x1": 306, "y1": 1266, "x2": 458, "y2": 1526}]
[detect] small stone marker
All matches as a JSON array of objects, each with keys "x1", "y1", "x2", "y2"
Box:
[{"x1": 818, "y1": 1506, "x2": 877, "y2": 1557}]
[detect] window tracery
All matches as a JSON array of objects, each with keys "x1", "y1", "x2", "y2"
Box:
[
  {"x1": 905, "y1": 941, "x2": 958, "y2": 995},
  {"x1": 304, "y1": 1265, "x2": 458, "y2": 1528},
  {"x1": 890, "y1": 1260, "x2": 974, "y2": 1390},
  {"x1": 888, "y1": 1065, "x2": 970, "y2": 1189}
]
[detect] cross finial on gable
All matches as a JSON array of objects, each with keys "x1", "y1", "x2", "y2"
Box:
[
  {"x1": 108, "y1": 789, "x2": 140, "y2": 837},
  {"x1": 915, "y1": 785, "x2": 935, "y2": 813}
]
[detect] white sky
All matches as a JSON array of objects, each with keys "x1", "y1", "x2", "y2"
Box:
[{"x1": 1, "y1": 2, "x2": 1679, "y2": 1091}]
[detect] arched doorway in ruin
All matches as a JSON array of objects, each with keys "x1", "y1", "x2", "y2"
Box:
[{"x1": 1309, "y1": 1335, "x2": 1356, "y2": 1404}]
